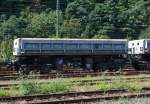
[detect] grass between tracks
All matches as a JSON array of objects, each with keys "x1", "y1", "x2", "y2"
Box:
[{"x1": 0, "y1": 74, "x2": 149, "y2": 97}]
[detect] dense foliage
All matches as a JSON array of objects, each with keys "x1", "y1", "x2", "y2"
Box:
[{"x1": 0, "y1": 0, "x2": 149, "y2": 61}]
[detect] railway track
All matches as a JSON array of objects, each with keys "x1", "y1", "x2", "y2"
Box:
[
  {"x1": 1, "y1": 87, "x2": 150, "y2": 104},
  {"x1": 0, "y1": 76, "x2": 150, "y2": 89},
  {"x1": 0, "y1": 70, "x2": 150, "y2": 80},
  {"x1": 0, "y1": 64, "x2": 150, "y2": 80}
]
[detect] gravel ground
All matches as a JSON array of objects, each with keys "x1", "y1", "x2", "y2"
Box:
[
  {"x1": 87, "y1": 98, "x2": 150, "y2": 104},
  {"x1": 0, "y1": 92, "x2": 150, "y2": 104},
  {"x1": 0, "y1": 74, "x2": 150, "y2": 85},
  {"x1": 1, "y1": 98, "x2": 150, "y2": 104}
]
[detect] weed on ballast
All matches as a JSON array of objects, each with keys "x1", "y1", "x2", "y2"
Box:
[
  {"x1": 0, "y1": 88, "x2": 10, "y2": 97},
  {"x1": 18, "y1": 78, "x2": 40, "y2": 95},
  {"x1": 127, "y1": 82, "x2": 143, "y2": 92},
  {"x1": 0, "y1": 88, "x2": 20, "y2": 97},
  {"x1": 96, "y1": 74, "x2": 143, "y2": 92},
  {"x1": 18, "y1": 76, "x2": 73, "y2": 95},
  {"x1": 39, "y1": 80, "x2": 73, "y2": 94}
]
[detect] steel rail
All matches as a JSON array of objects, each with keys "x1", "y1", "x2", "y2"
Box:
[
  {"x1": 0, "y1": 76, "x2": 150, "y2": 88},
  {"x1": 0, "y1": 76, "x2": 150, "y2": 89},
  {"x1": 0, "y1": 71, "x2": 150, "y2": 80},
  {"x1": 29, "y1": 92, "x2": 150, "y2": 104},
  {"x1": 0, "y1": 87, "x2": 150, "y2": 103}
]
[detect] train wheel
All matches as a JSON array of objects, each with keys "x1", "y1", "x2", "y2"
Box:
[
  {"x1": 19, "y1": 65, "x2": 30, "y2": 75},
  {"x1": 40, "y1": 65, "x2": 50, "y2": 74}
]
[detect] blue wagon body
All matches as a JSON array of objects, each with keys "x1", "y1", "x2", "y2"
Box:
[{"x1": 13, "y1": 38, "x2": 128, "y2": 56}]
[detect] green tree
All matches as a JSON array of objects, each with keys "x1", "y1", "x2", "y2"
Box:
[
  {"x1": 122, "y1": 0, "x2": 150, "y2": 39},
  {"x1": 65, "y1": 0, "x2": 95, "y2": 36},
  {"x1": 61, "y1": 19, "x2": 82, "y2": 38},
  {"x1": 0, "y1": 39, "x2": 14, "y2": 62},
  {"x1": 66, "y1": 0, "x2": 95, "y2": 19},
  {"x1": 0, "y1": 16, "x2": 22, "y2": 40},
  {"x1": 0, "y1": 0, "x2": 149, "y2": 40},
  {"x1": 23, "y1": 11, "x2": 56, "y2": 38},
  {"x1": 93, "y1": 35, "x2": 110, "y2": 39},
  {"x1": 139, "y1": 26, "x2": 150, "y2": 39}
]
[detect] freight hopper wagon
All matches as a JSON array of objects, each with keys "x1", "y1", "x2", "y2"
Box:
[
  {"x1": 129, "y1": 39, "x2": 150, "y2": 70},
  {"x1": 13, "y1": 38, "x2": 128, "y2": 73}
]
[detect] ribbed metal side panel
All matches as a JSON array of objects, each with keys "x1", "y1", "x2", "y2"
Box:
[{"x1": 14, "y1": 38, "x2": 128, "y2": 56}]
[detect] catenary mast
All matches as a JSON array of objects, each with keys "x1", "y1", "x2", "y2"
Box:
[{"x1": 56, "y1": 0, "x2": 60, "y2": 37}]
